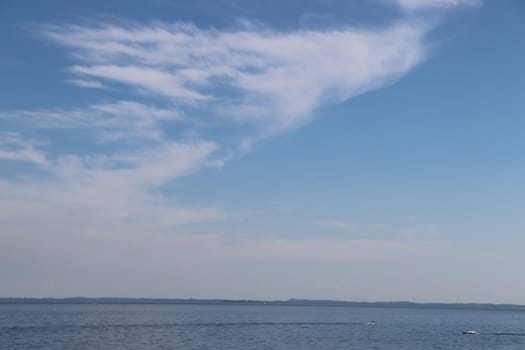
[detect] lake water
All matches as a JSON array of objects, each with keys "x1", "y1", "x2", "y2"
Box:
[{"x1": 1, "y1": 303, "x2": 525, "y2": 349}]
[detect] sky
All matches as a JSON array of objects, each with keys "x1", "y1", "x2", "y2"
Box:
[{"x1": 1, "y1": 0, "x2": 525, "y2": 304}]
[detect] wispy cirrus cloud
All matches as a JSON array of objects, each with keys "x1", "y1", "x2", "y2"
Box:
[
  {"x1": 1, "y1": 12, "x2": 461, "y2": 298},
  {"x1": 0, "y1": 139, "x2": 222, "y2": 237},
  {"x1": 2, "y1": 18, "x2": 433, "y2": 226},
  {"x1": 41, "y1": 21, "x2": 428, "y2": 139}
]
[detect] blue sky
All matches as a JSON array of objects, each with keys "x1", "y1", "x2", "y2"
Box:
[{"x1": 1, "y1": 0, "x2": 525, "y2": 303}]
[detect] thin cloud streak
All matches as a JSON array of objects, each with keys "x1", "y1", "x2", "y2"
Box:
[
  {"x1": 317, "y1": 220, "x2": 356, "y2": 230},
  {"x1": 67, "y1": 79, "x2": 106, "y2": 89},
  {"x1": 1, "y1": 101, "x2": 183, "y2": 143},
  {"x1": 395, "y1": 0, "x2": 483, "y2": 11},
  {"x1": 0, "y1": 132, "x2": 48, "y2": 165}
]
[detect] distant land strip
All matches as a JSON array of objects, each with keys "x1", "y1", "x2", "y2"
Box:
[{"x1": 1, "y1": 298, "x2": 524, "y2": 311}]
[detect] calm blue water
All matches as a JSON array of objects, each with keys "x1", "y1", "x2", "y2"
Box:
[{"x1": 1, "y1": 303, "x2": 525, "y2": 349}]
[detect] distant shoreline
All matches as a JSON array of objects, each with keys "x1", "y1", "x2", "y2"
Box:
[{"x1": 1, "y1": 298, "x2": 524, "y2": 311}]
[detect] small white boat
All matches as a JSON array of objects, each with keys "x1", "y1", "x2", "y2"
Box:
[{"x1": 462, "y1": 330, "x2": 478, "y2": 335}]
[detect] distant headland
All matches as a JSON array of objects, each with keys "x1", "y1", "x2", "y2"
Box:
[{"x1": 1, "y1": 298, "x2": 524, "y2": 311}]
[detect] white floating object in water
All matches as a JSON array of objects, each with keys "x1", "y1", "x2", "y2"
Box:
[{"x1": 462, "y1": 330, "x2": 478, "y2": 335}]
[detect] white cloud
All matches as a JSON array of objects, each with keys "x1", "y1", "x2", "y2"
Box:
[
  {"x1": 395, "y1": 0, "x2": 483, "y2": 11},
  {"x1": 42, "y1": 21, "x2": 428, "y2": 137}
]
